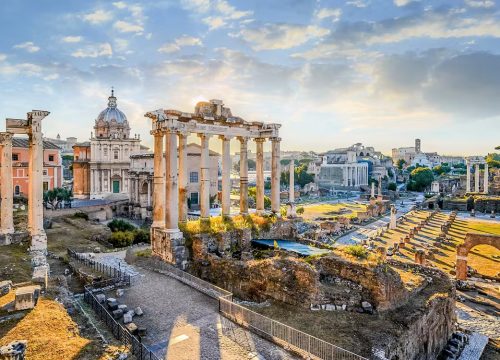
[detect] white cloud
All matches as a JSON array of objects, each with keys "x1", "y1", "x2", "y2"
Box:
[
  {"x1": 239, "y1": 24, "x2": 330, "y2": 50},
  {"x1": 62, "y1": 36, "x2": 83, "y2": 43},
  {"x1": 158, "y1": 35, "x2": 203, "y2": 53},
  {"x1": 0, "y1": 62, "x2": 43, "y2": 76},
  {"x1": 316, "y1": 8, "x2": 342, "y2": 22},
  {"x1": 114, "y1": 38, "x2": 130, "y2": 52},
  {"x1": 215, "y1": 0, "x2": 252, "y2": 20},
  {"x1": 346, "y1": 0, "x2": 368, "y2": 7},
  {"x1": 465, "y1": 0, "x2": 495, "y2": 8},
  {"x1": 114, "y1": 20, "x2": 144, "y2": 34},
  {"x1": 394, "y1": 0, "x2": 412, "y2": 6},
  {"x1": 43, "y1": 73, "x2": 60, "y2": 81},
  {"x1": 202, "y1": 16, "x2": 226, "y2": 30},
  {"x1": 183, "y1": 0, "x2": 252, "y2": 30},
  {"x1": 82, "y1": 9, "x2": 113, "y2": 24},
  {"x1": 0, "y1": 53, "x2": 6, "y2": 62},
  {"x1": 181, "y1": 0, "x2": 211, "y2": 13},
  {"x1": 13, "y1": 41, "x2": 40, "y2": 53},
  {"x1": 71, "y1": 43, "x2": 113, "y2": 58},
  {"x1": 112, "y1": 1, "x2": 127, "y2": 9}
]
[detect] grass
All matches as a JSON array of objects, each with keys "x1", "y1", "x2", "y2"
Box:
[
  {"x1": 375, "y1": 210, "x2": 500, "y2": 277},
  {"x1": 0, "y1": 242, "x2": 32, "y2": 283},
  {"x1": 344, "y1": 245, "x2": 369, "y2": 259},
  {"x1": 301, "y1": 202, "x2": 367, "y2": 221}
]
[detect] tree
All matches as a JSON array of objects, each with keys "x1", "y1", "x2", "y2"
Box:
[
  {"x1": 387, "y1": 182, "x2": 397, "y2": 191},
  {"x1": 397, "y1": 159, "x2": 406, "y2": 170},
  {"x1": 409, "y1": 167, "x2": 434, "y2": 191},
  {"x1": 233, "y1": 159, "x2": 257, "y2": 172},
  {"x1": 280, "y1": 163, "x2": 314, "y2": 188},
  {"x1": 486, "y1": 153, "x2": 500, "y2": 168},
  {"x1": 248, "y1": 186, "x2": 271, "y2": 209},
  {"x1": 433, "y1": 165, "x2": 451, "y2": 175},
  {"x1": 43, "y1": 187, "x2": 72, "y2": 209}
]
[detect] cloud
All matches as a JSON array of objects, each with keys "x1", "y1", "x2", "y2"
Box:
[
  {"x1": 158, "y1": 35, "x2": 203, "y2": 53},
  {"x1": 346, "y1": 0, "x2": 369, "y2": 7},
  {"x1": 464, "y1": 0, "x2": 495, "y2": 8},
  {"x1": 0, "y1": 62, "x2": 43, "y2": 76},
  {"x1": 394, "y1": 0, "x2": 412, "y2": 6},
  {"x1": 0, "y1": 53, "x2": 7, "y2": 62},
  {"x1": 112, "y1": 1, "x2": 127, "y2": 9},
  {"x1": 316, "y1": 8, "x2": 342, "y2": 22},
  {"x1": 82, "y1": 9, "x2": 113, "y2": 24},
  {"x1": 183, "y1": 0, "x2": 252, "y2": 30},
  {"x1": 113, "y1": 20, "x2": 144, "y2": 34},
  {"x1": 13, "y1": 41, "x2": 40, "y2": 53},
  {"x1": 215, "y1": 0, "x2": 252, "y2": 20},
  {"x1": 181, "y1": 0, "x2": 211, "y2": 13},
  {"x1": 71, "y1": 43, "x2": 113, "y2": 58},
  {"x1": 238, "y1": 24, "x2": 329, "y2": 50},
  {"x1": 62, "y1": 36, "x2": 83, "y2": 43},
  {"x1": 202, "y1": 17, "x2": 226, "y2": 30}
]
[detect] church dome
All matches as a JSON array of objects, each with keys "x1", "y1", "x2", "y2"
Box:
[{"x1": 96, "y1": 89, "x2": 128, "y2": 124}]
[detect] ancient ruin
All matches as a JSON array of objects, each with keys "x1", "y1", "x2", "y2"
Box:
[
  {"x1": 465, "y1": 156, "x2": 488, "y2": 194},
  {"x1": 456, "y1": 233, "x2": 500, "y2": 280},
  {"x1": 145, "y1": 100, "x2": 281, "y2": 267}
]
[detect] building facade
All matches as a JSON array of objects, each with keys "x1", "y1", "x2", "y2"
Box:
[
  {"x1": 128, "y1": 143, "x2": 220, "y2": 219},
  {"x1": 72, "y1": 142, "x2": 91, "y2": 199},
  {"x1": 8, "y1": 138, "x2": 62, "y2": 196}
]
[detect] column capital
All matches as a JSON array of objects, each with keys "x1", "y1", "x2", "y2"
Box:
[
  {"x1": 254, "y1": 137, "x2": 266, "y2": 144},
  {"x1": 270, "y1": 137, "x2": 281, "y2": 143},
  {"x1": 237, "y1": 136, "x2": 249, "y2": 144},
  {"x1": 197, "y1": 133, "x2": 212, "y2": 140},
  {"x1": 0, "y1": 132, "x2": 13, "y2": 144},
  {"x1": 151, "y1": 129, "x2": 164, "y2": 137},
  {"x1": 178, "y1": 130, "x2": 189, "y2": 138},
  {"x1": 219, "y1": 135, "x2": 232, "y2": 141}
]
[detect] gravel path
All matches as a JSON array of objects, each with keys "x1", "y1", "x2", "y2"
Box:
[{"x1": 108, "y1": 265, "x2": 297, "y2": 360}]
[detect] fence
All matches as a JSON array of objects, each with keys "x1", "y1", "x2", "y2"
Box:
[
  {"x1": 67, "y1": 248, "x2": 133, "y2": 285},
  {"x1": 143, "y1": 257, "x2": 367, "y2": 360},
  {"x1": 84, "y1": 281, "x2": 160, "y2": 360}
]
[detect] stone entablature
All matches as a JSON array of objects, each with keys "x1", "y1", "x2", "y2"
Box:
[{"x1": 145, "y1": 99, "x2": 281, "y2": 267}]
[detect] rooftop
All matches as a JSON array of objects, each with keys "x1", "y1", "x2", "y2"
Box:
[{"x1": 13, "y1": 137, "x2": 61, "y2": 150}]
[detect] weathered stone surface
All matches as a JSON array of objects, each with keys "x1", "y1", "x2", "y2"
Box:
[
  {"x1": 0, "y1": 340, "x2": 27, "y2": 359},
  {"x1": 15, "y1": 285, "x2": 41, "y2": 311},
  {"x1": 125, "y1": 322, "x2": 138, "y2": 334},
  {"x1": 134, "y1": 306, "x2": 143, "y2": 316},
  {"x1": 95, "y1": 293, "x2": 106, "y2": 303},
  {"x1": 0, "y1": 280, "x2": 13, "y2": 296},
  {"x1": 112, "y1": 309, "x2": 123, "y2": 319},
  {"x1": 123, "y1": 313, "x2": 133, "y2": 324}
]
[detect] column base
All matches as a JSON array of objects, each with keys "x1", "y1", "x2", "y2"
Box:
[
  {"x1": 151, "y1": 227, "x2": 187, "y2": 269},
  {"x1": 151, "y1": 221, "x2": 165, "y2": 229},
  {"x1": 286, "y1": 202, "x2": 296, "y2": 218},
  {"x1": 30, "y1": 232, "x2": 47, "y2": 252},
  {"x1": 0, "y1": 232, "x2": 14, "y2": 246}
]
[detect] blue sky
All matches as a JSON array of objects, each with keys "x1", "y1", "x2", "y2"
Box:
[{"x1": 0, "y1": 0, "x2": 499, "y2": 155}]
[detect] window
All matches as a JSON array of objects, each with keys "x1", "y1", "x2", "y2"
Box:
[
  {"x1": 189, "y1": 171, "x2": 199, "y2": 183},
  {"x1": 104, "y1": 148, "x2": 108, "y2": 157},
  {"x1": 43, "y1": 182, "x2": 49, "y2": 192},
  {"x1": 43, "y1": 170, "x2": 48, "y2": 176},
  {"x1": 190, "y1": 192, "x2": 199, "y2": 205},
  {"x1": 48, "y1": 155, "x2": 54, "y2": 162},
  {"x1": 114, "y1": 150, "x2": 119, "y2": 160},
  {"x1": 12, "y1": 153, "x2": 19, "y2": 161},
  {"x1": 14, "y1": 186, "x2": 20, "y2": 195}
]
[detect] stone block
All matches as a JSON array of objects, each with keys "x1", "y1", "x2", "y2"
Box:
[
  {"x1": 324, "y1": 304, "x2": 335, "y2": 311},
  {"x1": 125, "y1": 322, "x2": 138, "y2": 335},
  {"x1": 116, "y1": 289, "x2": 124, "y2": 297},
  {"x1": 123, "y1": 313, "x2": 133, "y2": 324},
  {"x1": 112, "y1": 309, "x2": 123, "y2": 319},
  {"x1": 0, "y1": 340, "x2": 27, "y2": 359},
  {"x1": 134, "y1": 306, "x2": 143, "y2": 316},
  {"x1": 32, "y1": 265, "x2": 49, "y2": 289},
  {"x1": 118, "y1": 304, "x2": 128, "y2": 313},
  {"x1": 15, "y1": 285, "x2": 41, "y2": 311},
  {"x1": 361, "y1": 301, "x2": 373, "y2": 314},
  {"x1": 95, "y1": 294, "x2": 106, "y2": 303},
  {"x1": 0, "y1": 280, "x2": 13, "y2": 296},
  {"x1": 137, "y1": 327, "x2": 147, "y2": 337}
]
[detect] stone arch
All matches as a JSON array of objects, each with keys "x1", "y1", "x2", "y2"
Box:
[
  {"x1": 140, "y1": 180, "x2": 149, "y2": 194},
  {"x1": 456, "y1": 233, "x2": 500, "y2": 280}
]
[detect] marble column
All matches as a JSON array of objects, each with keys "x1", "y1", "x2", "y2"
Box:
[
  {"x1": 28, "y1": 111, "x2": 49, "y2": 251},
  {"x1": 220, "y1": 136, "x2": 231, "y2": 217},
  {"x1": 271, "y1": 137, "x2": 281, "y2": 214},
  {"x1": 466, "y1": 161, "x2": 471, "y2": 193},
  {"x1": 147, "y1": 179, "x2": 151, "y2": 207},
  {"x1": 152, "y1": 130, "x2": 164, "y2": 228},
  {"x1": 289, "y1": 160, "x2": 295, "y2": 203},
  {"x1": 164, "y1": 131, "x2": 180, "y2": 231},
  {"x1": 474, "y1": 164, "x2": 480, "y2": 193},
  {"x1": 199, "y1": 134, "x2": 211, "y2": 219},
  {"x1": 238, "y1": 137, "x2": 249, "y2": 215},
  {"x1": 178, "y1": 132, "x2": 188, "y2": 223},
  {"x1": 0, "y1": 132, "x2": 14, "y2": 236},
  {"x1": 255, "y1": 138, "x2": 265, "y2": 215},
  {"x1": 483, "y1": 163, "x2": 489, "y2": 194}
]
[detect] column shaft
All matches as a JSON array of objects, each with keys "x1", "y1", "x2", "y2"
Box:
[
  {"x1": 483, "y1": 163, "x2": 489, "y2": 194},
  {"x1": 147, "y1": 179, "x2": 151, "y2": 207},
  {"x1": 164, "y1": 131, "x2": 179, "y2": 230},
  {"x1": 271, "y1": 137, "x2": 281, "y2": 214},
  {"x1": 474, "y1": 164, "x2": 480, "y2": 193},
  {"x1": 178, "y1": 133, "x2": 188, "y2": 223},
  {"x1": 255, "y1": 138, "x2": 265, "y2": 215},
  {"x1": 239, "y1": 137, "x2": 249, "y2": 215},
  {"x1": 289, "y1": 160, "x2": 295, "y2": 203},
  {"x1": 466, "y1": 162, "x2": 471, "y2": 193},
  {"x1": 29, "y1": 127, "x2": 45, "y2": 240},
  {"x1": 0, "y1": 133, "x2": 14, "y2": 234},
  {"x1": 221, "y1": 136, "x2": 232, "y2": 217},
  {"x1": 199, "y1": 134, "x2": 211, "y2": 219},
  {"x1": 152, "y1": 131, "x2": 164, "y2": 227}
]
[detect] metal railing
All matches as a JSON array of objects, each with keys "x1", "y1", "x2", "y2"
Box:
[
  {"x1": 84, "y1": 280, "x2": 160, "y2": 360},
  {"x1": 67, "y1": 248, "x2": 133, "y2": 285},
  {"x1": 143, "y1": 257, "x2": 367, "y2": 360}
]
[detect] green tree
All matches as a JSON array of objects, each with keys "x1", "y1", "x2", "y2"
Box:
[
  {"x1": 397, "y1": 159, "x2": 406, "y2": 170},
  {"x1": 43, "y1": 187, "x2": 72, "y2": 209},
  {"x1": 486, "y1": 153, "x2": 500, "y2": 168},
  {"x1": 387, "y1": 182, "x2": 397, "y2": 191},
  {"x1": 409, "y1": 167, "x2": 434, "y2": 191},
  {"x1": 433, "y1": 165, "x2": 451, "y2": 175},
  {"x1": 248, "y1": 186, "x2": 271, "y2": 209},
  {"x1": 280, "y1": 163, "x2": 314, "y2": 188}
]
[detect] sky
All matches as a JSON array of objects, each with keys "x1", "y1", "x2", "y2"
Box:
[{"x1": 0, "y1": 0, "x2": 499, "y2": 156}]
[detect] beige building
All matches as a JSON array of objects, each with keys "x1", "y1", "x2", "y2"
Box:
[{"x1": 129, "y1": 143, "x2": 220, "y2": 219}]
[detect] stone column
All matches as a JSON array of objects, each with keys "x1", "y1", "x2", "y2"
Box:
[
  {"x1": 389, "y1": 204, "x2": 397, "y2": 230},
  {"x1": 271, "y1": 137, "x2": 281, "y2": 214},
  {"x1": 147, "y1": 179, "x2": 151, "y2": 207},
  {"x1": 164, "y1": 131, "x2": 180, "y2": 231},
  {"x1": 152, "y1": 130, "x2": 164, "y2": 228},
  {"x1": 178, "y1": 132, "x2": 188, "y2": 223},
  {"x1": 0, "y1": 132, "x2": 14, "y2": 237},
  {"x1": 474, "y1": 164, "x2": 480, "y2": 193},
  {"x1": 199, "y1": 134, "x2": 211, "y2": 219},
  {"x1": 483, "y1": 163, "x2": 489, "y2": 194},
  {"x1": 238, "y1": 137, "x2": 249, "y2": 215},
  {"x1": 28, "y1": 111, "x2": 49, "y2": 251},
  {"x1": 466, "y1": 160, "x2": 471, "y2": 193},
  {"x1": 289, "y1": 160, "x2": 295, "y2": 203},
  {"x1": 220, "y1": 136, "x2": 231, "y2": 217},
  {"x1": 255, "y1": 138, "x2": 265, "y2": 215}
]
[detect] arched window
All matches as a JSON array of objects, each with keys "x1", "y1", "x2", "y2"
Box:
[{"x1": 14, "y1": 185, "x2": 20, "y2": 195}]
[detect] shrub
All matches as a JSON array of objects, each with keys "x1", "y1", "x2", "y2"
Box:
[
  {"x1": 109, "y1": 231, "x2": 134, "y2": 248},
  {"x1": 344, "y1": 245, "x2": 368, "y2": 259},
  {"x1": 387, "y1": 182, "x2": 397, "y2": 191},
  {"x1": 296, "y1": 206, "x2": 305, "y2": 215},
  {"x1": 133, "y1": 228, "x2": 150, "y2": 244},
  {"x1": 73, "y1": 212, "x2": 89, "y2": 221},
  {"x1": 108, "y1": 219, "x2": 135, "y2": 232}
]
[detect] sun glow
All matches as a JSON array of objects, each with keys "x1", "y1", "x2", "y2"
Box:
[{"x1": 191, "y1": 95, "x2": 208, "y2": 106}]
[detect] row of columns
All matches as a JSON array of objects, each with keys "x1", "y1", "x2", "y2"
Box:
[
  {"x1": 151, "y1": 130, "x2": 281, "y2": 232},
  {"x1": 465, "y1": 162, "x2": 489, "y2": 194},
  {"x1": 343, "y1": 165, "x2": 368, "y2": 187}
]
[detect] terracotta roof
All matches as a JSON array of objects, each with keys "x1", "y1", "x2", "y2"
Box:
[
  {"x1": 12, "y1": 137, "x2": 61, "y2": 150},
  {"x1": 73, "y1": 142, "x2": 91, "y2": 147}
]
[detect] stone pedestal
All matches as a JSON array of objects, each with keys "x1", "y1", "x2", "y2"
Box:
[
  {"x1": 151, "y1": 227, "x2": 187, "y2": 269},
  {"x1": 389, "y1": 204, "x2": 397, "y2": 230}
]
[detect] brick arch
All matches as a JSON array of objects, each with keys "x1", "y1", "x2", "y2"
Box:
[{"x1": 456, "y1": 233, "x2": 500, "y2": 280}]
